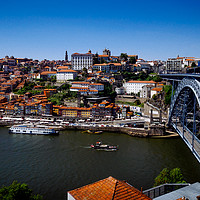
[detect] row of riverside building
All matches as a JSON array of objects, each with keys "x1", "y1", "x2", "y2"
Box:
[{"x1": 0, "y1": 93, "x2": 121, "y2": 119}]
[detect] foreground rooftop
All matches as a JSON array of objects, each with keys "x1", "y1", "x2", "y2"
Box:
[{"x1": 68, "y1": 176, "x2": 151, "y2": 200}]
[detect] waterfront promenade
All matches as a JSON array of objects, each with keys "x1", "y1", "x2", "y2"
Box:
[{"x1": 0, "y1": 115, "x2": 173, "y2": 137}]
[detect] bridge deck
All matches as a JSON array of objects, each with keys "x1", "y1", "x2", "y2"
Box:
[{"x1": 172, "y1": 122, "x2": 200, "y2": 163}]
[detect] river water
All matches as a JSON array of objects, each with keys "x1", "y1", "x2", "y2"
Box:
[{"x1": 0, "y1": 127, "x2": 200, "y2": 200}]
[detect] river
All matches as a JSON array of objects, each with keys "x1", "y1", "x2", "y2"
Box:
[{"x1": 0, "y1": 127, "x2": 200, "y2": 200}]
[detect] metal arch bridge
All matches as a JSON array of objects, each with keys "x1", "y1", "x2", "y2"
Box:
[{"x1": 161, "y1": 74, "x2": 200, "y2": 163}]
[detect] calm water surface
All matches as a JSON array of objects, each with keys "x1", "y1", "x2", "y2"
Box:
[{"x1": 0, "y1": 127, "x2": 200, "y2": 200}]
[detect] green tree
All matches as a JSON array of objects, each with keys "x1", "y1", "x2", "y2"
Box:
[
  {"x1": 152, "y1": 94, "x2": 157, "y2": 100},
  {"x1": 163, "y1": 85, "x2": 172, "y2": 105},
  {"x1": 154, "y1": 168, "x2": 186, "y2": 186},
  {"x1": 191, "y1": 62, "x2": 197, "y2": 67},
  {"x1": 82, "y1": 67, "x2": 88, "y2": 78},
  {"x1": 129, "y1": 57, "x2": 136, "y2": 64},
  {"x1": 153, "y1": 75, "x2": 162, "y2": 82},
  {"x1": 120, "y1": 53, "x2": 128, "y2": 61},
  {"x1": 154, "y1": 168, "x2": 170, "y2": 186},
  {"x1": 93, "y1": 53, "x2": 100, "y2": 64},
  {"x1": 0, "y1": 181, "x2": 43, "y2": 200},
  {"x1": 134, "y1": 99, "x2": 141, "y2": 106},
  {"x1": 170, "y1": 168, "x2": 185, "y2": 184},
  {"x1": 50, "y1": 75, "x2": 57, "y2": 83}
]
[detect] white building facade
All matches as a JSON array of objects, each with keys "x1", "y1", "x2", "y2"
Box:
[
  {"x1": 71, "y1": 51, "x2": 93, "y2": 71},
  {"x1": 123, "y1": 80, "x2": 156, "y2": 95},
  {"x1": 56, "y1": 70, "x2": 78, "y2": 82},
  {"x1": 70, "y1": 82, "x2": 104, "y2": 95}
]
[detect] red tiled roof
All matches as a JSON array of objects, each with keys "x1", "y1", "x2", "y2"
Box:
[
  {"x1": 98, "y1": 55, "x2": 109, "y2": 57},
  {"x1": 151, "y1": 87, "x2": 162, "y2": 92},
  {"x1": 58, "y1": 70, "x2": 77, "y2": 73},
  {"x1": 72, "y1": 82, "x2": 90, "y2": 85},
  {"x1": 68, "y1": 176, "x2": 151, "y2": 200},
  {"x1": 110, "y1": 63, "x2": 122, "y2": 66},
  {"x1": 41, "y1": 71, "x2": 57, "y2": 75},
  {"x1": 90, "y1": 83, "x2": 103, "y2": 86},
  {"x1": 70, "y1": 87, "x2": 88, "y2": 90},
  {"x1": 128, "y1": 80, "x2": 156, "y2": 84},
  {"x1": 128, "y1": 55, "x2": 138, "y2": 57},
  {"x1": 57, "y1": 66, "x2": 69, "y2": 69},
  {"x1": 93, "y1": 63, "x2": 109, "y2": 66}
]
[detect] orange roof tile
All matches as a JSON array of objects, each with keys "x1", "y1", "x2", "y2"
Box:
[
  {"x1": 185, "y1": 58, "x2": 195, "y2": 61},
  {"x1": 151, "y1": 87, "x2": 162, "y2": 92},
  {"x1": 90, "y1": 89, "x2": 98, "y2": 92},
  {"x1": 93, "y1": 63, "x2": 108, "y2": 66},
  {"x1": 41, "y1": 71, "x2": 57, "y2": 75},
  {"x1": 128, "y1": 55, "x2": 138, "y2": 57},
  {"x1": 110, "y1": 63, "x2": 122, "y2": 66},
  {"x1": 128, "y1": 80, "x2": 156, "y2": 84},
  {"x1": 68, "y1": 176, "x2": 151, "y2": 200},
  {"x1": 98, "y1": 55, "x2": 109, "y2": 57},
  {"x1": 90, "y1": 83, "x2": 104, "y2": 86},
  {"x1": 70, "y1": 87, "x2": 88, "y2": 89},
  {"x1": 58, "y1": 70, "x2": 77, "y2": 73},
  {"x1": 57, "y1": 66, "x2": 69, "y2": 69},
  {"x1": 72, "y1": 82, "x2": 90, "y2": 85}
]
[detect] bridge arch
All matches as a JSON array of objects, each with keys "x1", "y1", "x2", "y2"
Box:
[
  {"x1": 168, "y1": 78, "x2": 200, "y2": 125},
  {"x1": 168, "y1": 77, "x2": 200, "y2": 163}
]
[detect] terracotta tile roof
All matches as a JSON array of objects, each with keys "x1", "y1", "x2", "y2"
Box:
[
  {"x1": 186, "y1": 58, "x2": 195, "y2": 61},
  {"x1": 72, "y1": 82, "x2": 90, "y2": 85},
  {"x1": 58, "y1": 70, "x2": 77, "y2": 73},
  {"x1": 57, "y1": 66, "x2": 69, "y2": 69},
  {"x1": 90, "y1": 83, "x2": 104, "y2": 86},
  {"x1": 72, "y1": 52, "x2": 93, "y2": 56},
  {"x1": 151, "y1": 87, "x2": 162, "y2": 92},
  {"x1": 128, "y1": 55, "x2": 138, "y2": 57},
  {"x1": 110, "y1": 63, "x2": 122, "y2": 66},
  {"x1": 128, "y1": 80, "x2": 156, "y2": 84},
  {"x1": 41, "y1": 71, "x2": 57, "y2": 75},
  {"x1": 98, "y1": 55, "x2": 109, "y2": 57},
  {"x1": 70, "y1": 87, "x2": 88, "y2": 90},
  {"x1": 89, "y1": 89, "x2": 98, "y2": 92},
  {"x1": 68, "y1": 176, "x2": 151, "y2": 200},
  {"x1": 93, "y1": 63, "x2": 109, "y2": 66}
]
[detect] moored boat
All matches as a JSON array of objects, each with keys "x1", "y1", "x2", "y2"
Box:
[
  {"x1": 9, "y1": 125, "x2": 59, "y2": 135},
  {"x1": 91, "y1": 141, "x2": 118, "y2": 151},
  {"x1": 82, "y1": 130, "x2": 103, "y2": 134}
]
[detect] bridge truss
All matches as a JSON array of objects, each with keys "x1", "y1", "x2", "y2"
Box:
[{"x1": 168, "y1": 78, "x2": 200, "y2": 163}]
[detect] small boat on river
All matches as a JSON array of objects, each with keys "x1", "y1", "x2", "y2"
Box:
[{"x1": 91, "y1": 141, "x2": 118, "y2": 151}]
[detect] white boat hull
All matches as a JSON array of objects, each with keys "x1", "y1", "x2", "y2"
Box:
[{"x1": 9, "y1": 126, "x2": 59, "y2": 135}]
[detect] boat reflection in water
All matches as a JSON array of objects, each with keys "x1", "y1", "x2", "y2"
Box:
[{"x1": 91, "y1": 141, "x2": 118, "y2": 151}]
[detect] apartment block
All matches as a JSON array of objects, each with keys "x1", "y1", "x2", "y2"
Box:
[
  {"x1": 71, "y1": 50, "x2": 93, "y2": 71},
  {"x1": 123, "y1": 80, "x2": 156, "y2": 95}
]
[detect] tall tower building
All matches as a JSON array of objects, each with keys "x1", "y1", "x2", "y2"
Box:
[
  {"x1": 65, "y1": 50, "x2": 68, "y2": 61},
  {"x1": 103, "y1": 48, "x2": 111, "y2": 57}
]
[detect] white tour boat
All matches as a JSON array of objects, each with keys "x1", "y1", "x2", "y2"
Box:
[{"x1": 9, "y1": 125, "x2": 59, "y2": 135}]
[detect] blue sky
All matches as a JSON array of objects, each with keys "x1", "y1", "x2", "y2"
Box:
[{"x1": 0, "y1": 0, "x2": 200, "y2": 61}]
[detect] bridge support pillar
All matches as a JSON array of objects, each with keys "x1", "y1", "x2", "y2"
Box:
[
  {"x1": 159, "y1": 111, "x2": 162, "y2": 123},
  {"x1": 192, "y1": 94, "x2": 196, "y2": 151},
  {"x1": 150, "y1": 109, "x2": 153, "y2": 124}
]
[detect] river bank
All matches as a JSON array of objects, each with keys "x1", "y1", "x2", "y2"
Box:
[{"x1": 0, "y1": 119, "x2": 178, "y2": 138}]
